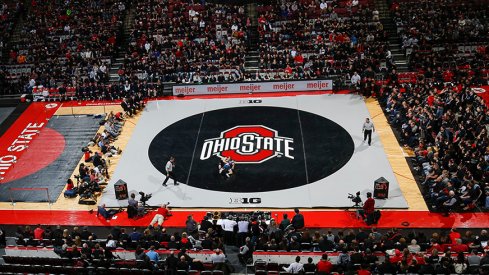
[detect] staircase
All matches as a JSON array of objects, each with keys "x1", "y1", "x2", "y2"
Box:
[
  {"x1": 374, "y1": 0, "x2": 409, "y2": 72},
  {"x1": 108, "y1": 3, "x2": 136, "y2": 83},
  {"x1": 244, "y1": 3, "x2": 260, "y2": 75},
  {"x1": 224, "y1": 245, "x2": 247, "y2": 274},
  {"x1": 244, "y1": 49, "x2": 260, "y2": 75}
]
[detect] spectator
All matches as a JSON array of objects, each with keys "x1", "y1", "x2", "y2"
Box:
[
  {"x1": 97, "y1": 204, "x2": 119, "y2": 220},
  {"x1": 467, "y1": 249, "x2": 481, "y2": 266},
  {"x1": 279, "y1": 213, "x2": 291, "y2": 231},
  {"x1": 452, "y1": 239, "x2": 469, "y2": 253},
  {"x1": 186, "y1": 215, "x2": 198, "y2": 235},
  {"x1": 238, "y1": 238, "x2": 252, "y2": 265},
  {"x1": 146, "y1": 245, "x2": 160, "y2": 263},
  {"x1": 316, "y1": 253, "x2": 333, "y2": 274},
  {"x1": 303, "y1": 257, "x2": 316, "y2": 272},
  {"x1": 200, "y1": 216, "x2": 213, "y2": 233},
  {"x1": 441, "y1": 191, "x2": 458, "y2": 216},
  {"x1": 283, "y1": 256, "x2": 304, "y2": 274},
  {"x1": 211, "y1": 248, "x2": 226, "y2": 264},
  {"x1": 408, "y1": 239, "x2": 421, "y2": 253},
  {"x1": 480, "y1": 251, "x2": 489, "y2": 266},
  {"x1": 222, "y1": 215, "x2": 238, "y2": 245},
  {"x1": 351, "y1": 72, "x2": 361, "y2": 87},
  {"x1": 33, "y1": 224, "x2": 44, "y2": 240},
  {"x1": 291, "y1": 208, "x2": 305, "y2": 230},
  {"x1": 166, "y1": 251, "x2": 179, "y2": 272},
  {"x1": 176, "y1": 255, "x2": 190, "y2": 271}
]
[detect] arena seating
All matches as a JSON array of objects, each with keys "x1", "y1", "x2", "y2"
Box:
[
  {"x1": 120, "y1": 0, "x2": 248, "y2": 84},
  {"x1": 3, "y1": 225, "x2": 489, "y2": 274},
  {"x1": 5, "y1": 0, "x2": 127, "y2": 91},
  {"x1": 255, "y1": 0, "x2": 389, "y2": 87},
  {"x1": 392, "y1": 0, "x2": 489, "y2": 84},
  {"x1": 379, "y1": 81, "x2": 489, "y2": 212}
]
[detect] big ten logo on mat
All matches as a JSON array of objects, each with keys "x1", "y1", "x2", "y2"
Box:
[
  {"x1": 238, "y1": 99, "x2": 262, "y2": 104},
  {"x1": 200, "y1": 125, "x2": 294, "y2": 163},
  {"x1": 229, "y1": 197, "x2": 262, "y2": 204}
]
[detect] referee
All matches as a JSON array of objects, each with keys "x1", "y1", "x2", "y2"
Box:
[
  {"x1": 362, "y1": 118, "x2": 375, "y2": 146},
  {"x1": 162, "y1": 156, "x2": 179, "y2": 186}
]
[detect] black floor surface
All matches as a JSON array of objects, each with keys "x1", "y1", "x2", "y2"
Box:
[
  {"x1": 0, "y1": 115, "x2": 101, "y2": 202},
  {"x1": 148, "y1": 106, "x2": 355, "y2": 193}
]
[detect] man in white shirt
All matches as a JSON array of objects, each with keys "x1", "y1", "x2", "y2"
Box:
[
  {"x1": 222, "y1": 216, "x2": 237, "y2": 245},
  {"x1": 211, "y1": 248, "x2": 226, "y2": 263},
  {"x1": 237, "y1": 217, "x2": 250, "y2": 246},
  {"x1": 162, "y1": 156, "x2": 178, "y2": 186},
  {"x1": 290, "y1": 48, "x2": 297, "y2": 58},
  {"x1": 320, "y1": 1, "x2": 328, "y2": 10},
  {"x1": 362, "y1": 118, "x2": 375, "y2": 146},
  {"x1": 283, "y1": 256, "x2": 304, "y2": 274},
  {"x1": 351, "y1": 71, "x2": 361, "y2": 87}
]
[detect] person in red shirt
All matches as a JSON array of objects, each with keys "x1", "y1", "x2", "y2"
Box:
[
  {"x1": 357, "y1": 192, "x2": 375, "y2": 223},
  {"x1": 285, "y1": 64, "x2": 293, "y2": 75},
  {"x1": 66, "y1": 179, "x2": 74, "y2": 191},
  {"x1": 316, "y1": 253, "x2": 333, "y2": 274},
  {"x1": 449, "y1": 228, "x2": 461, "y2": 244},
  {"x1": 149, "y1": 204, "x2": 172, "y2": 228},
  {"x1": 451, "y1": 239, "x2": 469, "y2": 253},
  {"x1": 294, "y1": 54, "x2": 304, "y2": 64},
  {"x1": 357, "y1": 264, "x2": 372, "y2": 275},
  {"x1": 33, "y1": 225, "x2": 44, "y2": 240}
]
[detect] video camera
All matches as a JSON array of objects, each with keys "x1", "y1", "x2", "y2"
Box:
[
  {"x1": 139, "y1": 191, "x2": 152, "y2": 204},
  {"x1": 348, "y1": 191, "x2": 362, "y2": 206}
]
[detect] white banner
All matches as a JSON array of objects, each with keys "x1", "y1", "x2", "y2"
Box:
[{"x1": 172, "y1": 80, "x2": 333, "y2": 95}]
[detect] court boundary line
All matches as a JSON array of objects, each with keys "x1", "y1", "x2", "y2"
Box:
[{"x1": 186, "y1": 111, "x2": 206, "y2": 185}]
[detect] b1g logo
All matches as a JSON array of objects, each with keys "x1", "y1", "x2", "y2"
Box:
[
  {"x1": 200, "y1": 125, "x2": 294, "y2": 163},
  {"x1": 229, "y1": 197, "x2": 262, "y2": 204}
]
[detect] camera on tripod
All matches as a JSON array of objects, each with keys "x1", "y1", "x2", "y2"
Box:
[
  {"x1": 348, "y1": 191, "x2": 362, "y2": 207},
  {"x1": 139, "y1": 191, "x2": 152, "y2": 205}
]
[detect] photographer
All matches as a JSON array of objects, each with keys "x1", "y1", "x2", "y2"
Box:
[
  {"x1": 149, "y1": 204, "x2": 172, "y2": 228},
  {"x1": 357, "y1": 192, "x2": 375, "y2": 224},
  {"x1": 128, "y1": 193, "x2": 145, "y2": 218}
]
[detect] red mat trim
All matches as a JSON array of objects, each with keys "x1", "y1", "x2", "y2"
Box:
[{"x1": 0, "y1": 209, "x2": 487, "y2": 229}]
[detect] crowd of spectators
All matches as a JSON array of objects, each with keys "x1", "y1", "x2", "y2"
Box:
[
  {"x1": 392, "y1": 0, "x2": 489, "y2": 81},
  {"x1": 119, "y1": 0, "x2": 249, "y2": 84},
  {"x1": 5, "y1": 219, "x2": 489, "y2": 274},
  {"x1": 0, "y1": 0, "x2": 487, "y2": 96},
  {"x1": 0, "y1": 1, "x2": 24, "y2": 52},
  {"x1": 380, "y1": 81, "x2": 489, "y2": 213},
  {"x1": 254, "y1": 0, "x2": 390, "y2": 84},
  {"x1": 7, "y1": 0, "x2": 128, "y2": 91}
]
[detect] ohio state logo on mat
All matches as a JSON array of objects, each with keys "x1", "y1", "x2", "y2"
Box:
[
  {"x1": 200, "y1": 125, "x2": 294, "y2": 163},
  {"x1": 148, "y1": 106, "x2": 355, "y2": 192}
]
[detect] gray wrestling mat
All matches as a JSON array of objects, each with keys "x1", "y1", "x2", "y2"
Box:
[
  {"x1": 102, "y1": 95, "x2": 409, "y2": 209},
  {"x1": 0, "y1": 107, "x2": 14, "y2": 125}
]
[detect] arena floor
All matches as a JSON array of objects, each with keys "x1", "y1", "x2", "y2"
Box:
[
  {"x1": 13, "y1": 92, "x2": 489, "y2": 228},
  {"x1": 102, "y1": 95, "x2": 408, "y2": 209}
]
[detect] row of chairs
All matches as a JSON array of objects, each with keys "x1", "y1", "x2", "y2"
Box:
[
  {"x1": 0, "y1": 264, "x2": 153, "y2": 274},
  {"x1": 2, "y1": 255, "x2": 72, "y2": 266}
]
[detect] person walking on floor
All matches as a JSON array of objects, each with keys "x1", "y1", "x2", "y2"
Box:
[
  {"x1": 362, "y1": 118, "x2": 375, "y2": 146},
  {"x1": 162, "y1": 156, "x2": 179, "y2": 186}
]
